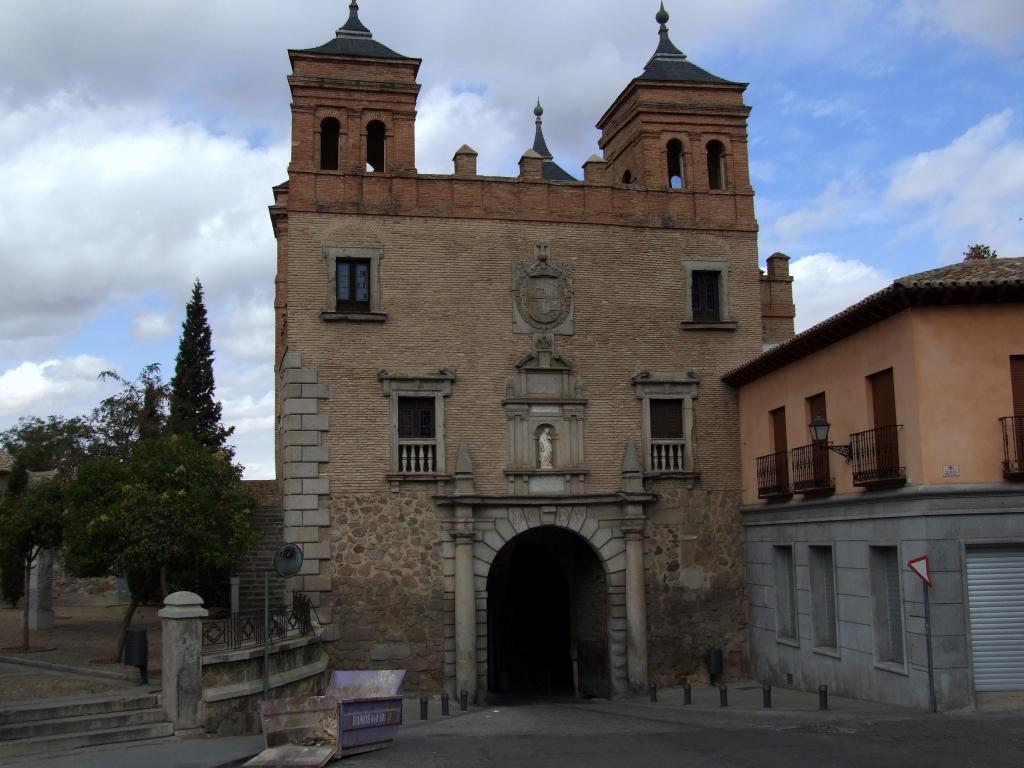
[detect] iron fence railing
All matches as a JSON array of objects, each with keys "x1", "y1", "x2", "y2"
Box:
[
  {"x1": 756, "y1": 450, "x2": 791, "y2": 498},
  {"x1": 791, "y1": 442, "x2": 834, "y2": 494},
  {"x1": 201, "y1": 594, "x2": 316, "y2": 654},
  {"x1": 851, "y1": 424, "x2": 904, "y2": 486},
  {"x1": 1001, "y1": 416, "x2": 1024, "y2": 479}
]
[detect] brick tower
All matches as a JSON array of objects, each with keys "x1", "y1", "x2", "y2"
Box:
[{"x1": 269, "y1": 3, "x2": 794, "y2": 700}]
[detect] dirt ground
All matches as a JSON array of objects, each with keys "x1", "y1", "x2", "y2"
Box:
[{"x1": 0, "y1": 604, "x2": 162, "y2": 700}]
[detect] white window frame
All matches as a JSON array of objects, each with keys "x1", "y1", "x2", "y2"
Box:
[
  {"x1": 379, "y1": 370, "x2": 454, "y2": 486},
  {"x1": 632, "y1": 372, "x2": 699, "y2": 478}
]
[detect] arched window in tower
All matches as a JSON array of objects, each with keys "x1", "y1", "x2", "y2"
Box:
[
  {"x1": 320, "y1": 117, "x2": 340, "y2": 171},
  {"x1": 622, "y1": 169, "x2": 633, "y2": 184},
  {"x1": 666, "y1": 139, "x2": 685, "y2": 189},
  {"x1": 706, "y1": 140, "x2": 726, "y2": 190},
  {"x1": 366, "y1": 120, "x2": 386, "y2": 173}
]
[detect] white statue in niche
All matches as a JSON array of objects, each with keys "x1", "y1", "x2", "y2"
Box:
[{"x1": 538, "y1": 427, "x2": 554, "y2": 469}]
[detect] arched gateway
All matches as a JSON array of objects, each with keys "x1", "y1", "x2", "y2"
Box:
[
  {"x1": 488, "y1": 526, "x2": 609, "y2": 698},
  {"x1": 438, "y1": 437, "x2": 655, "y2": 703}
]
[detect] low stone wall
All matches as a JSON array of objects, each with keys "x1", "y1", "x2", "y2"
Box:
[{"x1": 201, "y1": 631, "x2": 329, "y2": 736}]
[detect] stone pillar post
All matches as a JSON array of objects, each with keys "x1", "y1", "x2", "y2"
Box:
[
  {"x1": 28, "y1": 550, "x2": 54, "y2": 630},
  {"x1": 454, "y1": 520, "x2": 476, "y2": 702},
  {"x1": 159, "y1": 591, "x2": 208, "y2": 733},
  {"x1": 620, "y1": 437, "x2": 648, "y2": 691},
  {"x1": 623, "y1": 520, "x2": 648, "y2": 691},
  {"x1": 452, "y1": 439, "x2": 478, "y2": 703}
]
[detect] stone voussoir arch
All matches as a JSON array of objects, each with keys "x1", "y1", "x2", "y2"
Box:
[{"x1": 471, "y1": 508, "x2": 627, "y2": 584}]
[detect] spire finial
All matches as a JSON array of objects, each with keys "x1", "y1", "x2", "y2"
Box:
[
  {"x1": 649, "y1": 2, "x2": 686, "y2": 60},
  {"x1": 337, "y1": 0, "x2": 372, "y2": 38},
  {"x1": 656, "y1": 2, "x2": 670, "y2": 26},
  {"x1": 531, "y1": 100, "x2": 553, "y2": 159}
]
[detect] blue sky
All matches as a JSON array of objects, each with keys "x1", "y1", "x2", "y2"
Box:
[{"x1": 0, "y1": 1, "x2": 1021, "y2": 478}]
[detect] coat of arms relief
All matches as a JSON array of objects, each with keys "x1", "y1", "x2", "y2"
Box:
[{"x1": 512, "y1": 241, "x2": 574, "y2": 335}]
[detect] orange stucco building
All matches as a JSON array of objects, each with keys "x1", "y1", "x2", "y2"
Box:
[{"x1": 725, "y1": 258, "x2": 1024, "y2": 710}]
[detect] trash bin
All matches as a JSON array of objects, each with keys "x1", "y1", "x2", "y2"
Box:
[{"x1": 123, "y1": 627, "x2": 148, "y2": 684}]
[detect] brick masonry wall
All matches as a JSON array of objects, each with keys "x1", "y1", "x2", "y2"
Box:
[
  {"x1": 283, "y1": 213, "x2": 761, "y2": 497},
  {"x1": 236, "y1": 480, "x2": 285, "y2": 613}
]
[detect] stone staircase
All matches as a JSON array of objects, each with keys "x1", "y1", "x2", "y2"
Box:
[{"x1": 0, "y1": 688, "x2": 174, "y2": 760}]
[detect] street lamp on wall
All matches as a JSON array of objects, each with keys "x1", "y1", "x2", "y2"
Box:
[{"x1": 809, "y1": 415, "x2": 851, "y2": 461}]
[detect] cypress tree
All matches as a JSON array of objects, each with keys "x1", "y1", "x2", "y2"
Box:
[{"x1": 168, "y1": 279, "x2": 234, "y2": 454}]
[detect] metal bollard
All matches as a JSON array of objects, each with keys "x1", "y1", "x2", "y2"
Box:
[
  {"x1": 649, "y1": 683, "x2": 657, "y2": 703},
  {"x1": 818, "y1": 685, "x2": 828, "y2": 711},
  {"x1": 459, "y1": 689, "x2": 468, "y2": 711},
  {"x1": 683, "y1": 682, "x2": 692, "y2": 705},
  {"x1": 441, "y1": 692, "x2": 450, "y2": 716},
  {"x1": 719, "y1": 684, "x2": 728, "y2": 707},
  {"x1": 420, "y1": 696, "x2": 428, "y2": 720},
  {"x1": 762, "y1": 685, "x2": 772, "y2": 709}
]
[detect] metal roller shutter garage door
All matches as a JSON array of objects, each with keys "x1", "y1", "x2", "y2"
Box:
[{"x1": 966, "y1": 547, "x2": 1024, "y2": 691}]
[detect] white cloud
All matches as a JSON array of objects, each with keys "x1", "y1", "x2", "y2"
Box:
[
  {"x1": 790, "y1": 253, "x2": 891, "y2": 332},
  {"x1": 214, "y1": 295, "x2": 275, "y2": 365},
  {"x1": 887, "y1": 110, "x2": 1024, "y2": 258},
  {"x1": 0, "y1": 92, "x2": 285, "y2": 356},
  {"x1": 131, "y1": 311, "x2": 174, "y2": 341},
  {"x1": 900, "y1": 0, "x2": 1024, "y2": 53},
  {"x1": 772, "y1": 176, "x2": 879, "y2": 245},
  {"x1": 0, "y1": 355, "x2": 116, "y2": 421}
]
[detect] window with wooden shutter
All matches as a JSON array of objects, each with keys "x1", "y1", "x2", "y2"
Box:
[
  {"x1": 1012, "y1": 356, "x2": 1024, "y2": 417},
  {"x1": 869, "y1": 368, "x2": 897, "y2": 427}
]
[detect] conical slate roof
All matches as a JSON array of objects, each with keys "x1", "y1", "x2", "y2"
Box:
[
  {"x1": 297, "y1": 1, "x2": 412, "y2": 60},
  {"x1": 530, "y1": 101, "x2": 576, "y2": 181},
  {"x1": 640, "y1": 4, "x2": 736, "y2": 84}
]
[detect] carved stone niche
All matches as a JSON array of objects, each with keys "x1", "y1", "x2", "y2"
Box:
[{"x1": 503, "y1": 338, "x2": 587, "y2": 495}]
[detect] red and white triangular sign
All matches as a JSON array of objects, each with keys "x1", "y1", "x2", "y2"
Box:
[{"x1": 908, "y1": 555, "x2": 932, "y2": 587}]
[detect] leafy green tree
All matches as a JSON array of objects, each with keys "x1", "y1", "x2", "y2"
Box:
[
  {"x1": 0, "y1": 462, "x2": 30, "y2": 608},
  {"x1": 0, "y1": 416, "x2": 93, "y2": 476},
  {"x1": 0, "y1": 474, "x2": 66, "y2": 650},
  {"x1": 168, "y1": 280, "x2": 234, "y2": 456},
  {"x1": 64, "y1": 435, "x2": 256, "y2": 659},
  {"x1": 963, "y1": 243, "x2": 998, "y2": 260},
  {"x1": 90, "y1": 364, "x2": 168, "y2": 462}
]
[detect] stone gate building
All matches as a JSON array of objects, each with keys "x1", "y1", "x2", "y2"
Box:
[{"x1": 270, "y1": 2, "x2": 794, "y2": 700}]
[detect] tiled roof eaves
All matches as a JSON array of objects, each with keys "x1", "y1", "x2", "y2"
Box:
[{"x1": 723, "y1": 268, "x2": 1024, "y2": 387}]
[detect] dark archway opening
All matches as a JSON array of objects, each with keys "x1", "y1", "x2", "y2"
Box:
[
  {"x1": 320, "y1": 117, "x2": 340, "y2": 170},
  {"x1": 366, "y1": 120, "x2": 386, "y2": 173},
  {"x1": 487, "y1": 526, "x2": 609, "y2": 700}
]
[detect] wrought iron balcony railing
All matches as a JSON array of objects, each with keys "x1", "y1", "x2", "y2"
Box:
[
  {"x1": 791, "y1": 442, "x2": 834, "y2": 494},
  {"x1": 1001, "y1": 416, "x2": 1024, "y2": 479},
  {"x1": 850, "y1": 424, "x2": 905, "y2": 486},
  {"x1": 756, "y1": 450, "x2": 791, "y2": 499},
  {"x1": 201, "y1": 594, "x2": 316, "y2": 654}
]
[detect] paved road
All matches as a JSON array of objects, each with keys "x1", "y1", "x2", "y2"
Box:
[
  {"x1": 350, "y1": 693, "x2": 1024, "y2": 768},
  {"x1": 20, "y1": 685, "x2": 1024, "y2": 768}
]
